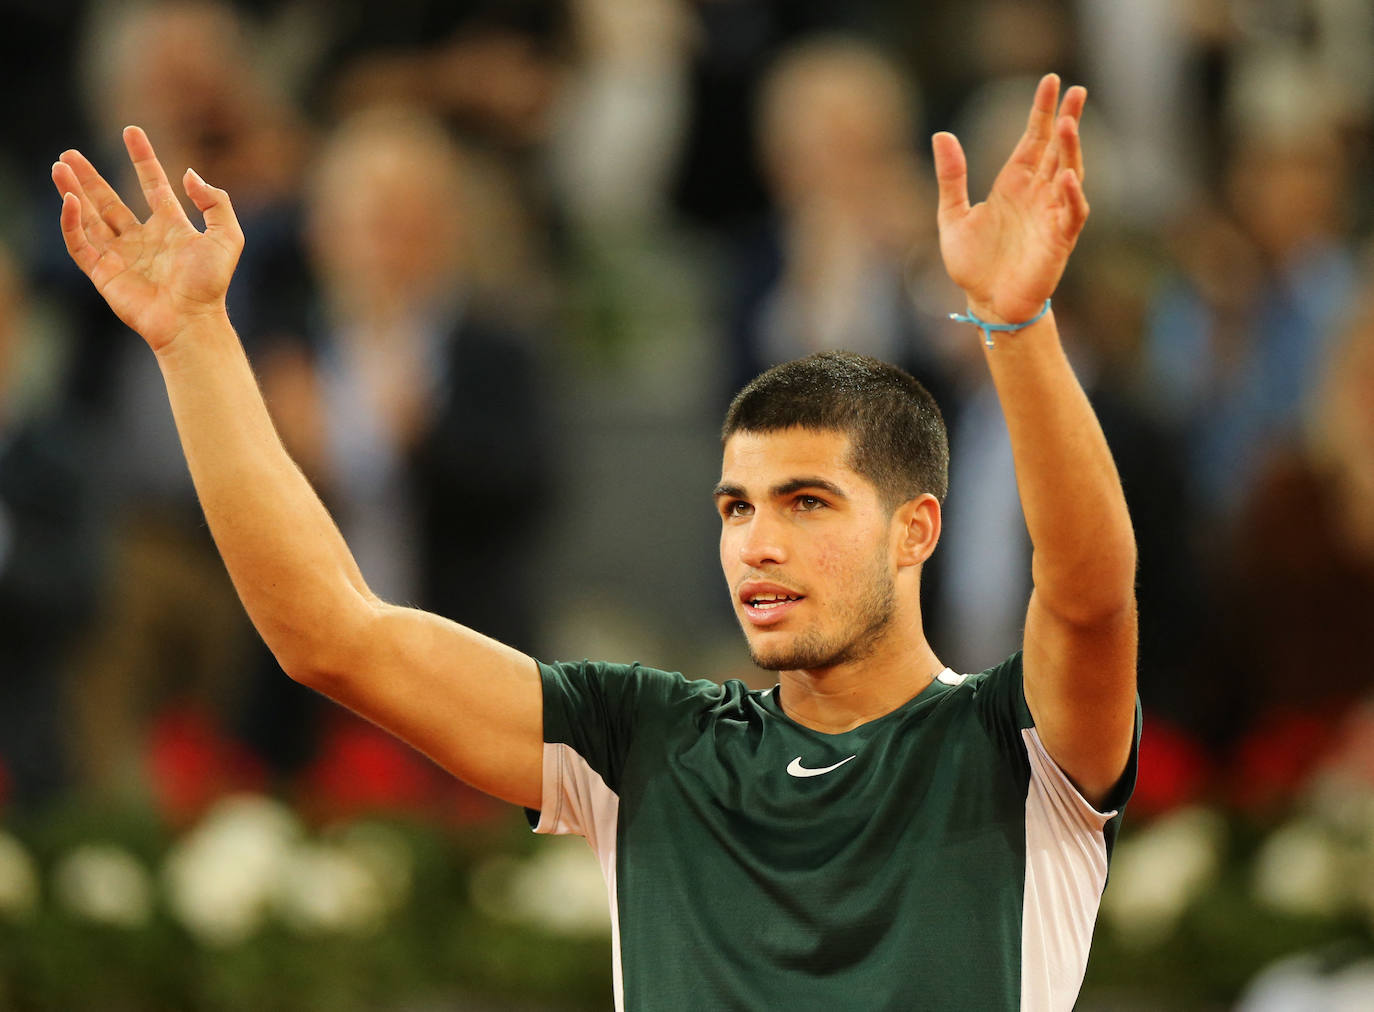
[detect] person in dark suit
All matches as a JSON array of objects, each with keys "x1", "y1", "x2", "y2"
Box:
[{"x1": 239, "y1": 107, "x2": 555, "y2": 779}]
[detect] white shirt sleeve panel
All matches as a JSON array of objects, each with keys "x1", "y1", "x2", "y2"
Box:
[
  {"x1": 1019, "y1": 726, "x2": 1116, "y2": 1012},
  {"x1": 531, "y1": 741, "x2": 626, "y2": 1012}
]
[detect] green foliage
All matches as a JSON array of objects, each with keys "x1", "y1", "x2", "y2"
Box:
[{"x1": 0, "y1": 802, "x2": 612, "y2": 1011}]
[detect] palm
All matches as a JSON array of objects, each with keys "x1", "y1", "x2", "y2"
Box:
[
  {"x1": 53, "y1": 127, "x2": 242, "y2": 352},
  {"x1": 933, "y1": 76, "x2": 1089, "y2": 324},
  {"x1": 91, "y1": 209, "x2": 236, "y2": 343}
]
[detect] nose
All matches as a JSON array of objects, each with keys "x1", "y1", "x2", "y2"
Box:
[{"x1": 737, "y1": 511, "x2": 787, "y2": 568}]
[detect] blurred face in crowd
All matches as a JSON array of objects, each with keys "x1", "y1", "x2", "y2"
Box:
[
  {"x1": 97, "y1": 0, "x2": 301, "y2": 200},
  {"x1": 307, "y1": 112, "x2": 470, "y2": 320},
  {"x1": 759, "y1": 42, "x2": 919, "y2": 209},
  {"x1": 1227, "y1": 132, "x2": 1347, "y2": 260}
]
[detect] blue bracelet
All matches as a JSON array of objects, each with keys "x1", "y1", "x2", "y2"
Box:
[{"x1": 948, "y1": 299, "x2": 1052, "y2": 349}]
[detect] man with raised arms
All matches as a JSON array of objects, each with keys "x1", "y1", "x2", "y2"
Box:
[{"x1": 54, "y1": 74, "x2": 1138, "y2": 1010}]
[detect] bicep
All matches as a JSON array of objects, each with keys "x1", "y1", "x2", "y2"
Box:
[
  {"x1": 1021, "y1": 589, "x2": 1138, "y2": 809},
  {"x1": 310, "y1": 603, "x2": 545, "y2": 811}
]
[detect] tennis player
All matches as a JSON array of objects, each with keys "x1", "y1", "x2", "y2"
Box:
[{"x1": 54, "y1": 73, "x2": 1137, "y2": 1010}]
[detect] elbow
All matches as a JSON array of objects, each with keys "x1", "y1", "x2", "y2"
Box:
[
  {"x1": 272, "y1": 640, "x2": 344, "y2": 692},
  {"x1": 278, "y1": 651, "x2": 337, "y2": 691},
  {"x1": 1033, "y1": 540, "x2": 1138, "y2": 627},
  {"x1": 262, "y1": 599, "x2": 378, "y2": 693}
]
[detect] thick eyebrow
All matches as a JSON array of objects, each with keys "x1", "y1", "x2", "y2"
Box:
[
  {"x1": 771, "y1": 477, "x2": 849, "y2": 501},
  {"x1": 711, "y1": 477, "x2": 850, "y2": 501}
]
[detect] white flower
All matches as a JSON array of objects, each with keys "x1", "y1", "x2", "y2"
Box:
[
  {"x1": 333, "y1": 821, "x2": 414, "y2": 913},
  {"x1": 1101, "y1": 806, "x2": 1226, "y2": 949},
  {"x1": 163, "y1": 793, "x2": 303, "y2": 948},
  {"x1": 1239, "y1": 951, "x2": 1374, "y2": 1011},
  {"x1": 53, "y1": 844, "x2": 152, "y2": 928},
  {"x1": 1252, "y1": 819, "x2": 1348, "y2": 918},
  {"x1": 471, "y1": 836, "x2": 610, "y2": 938},
  {"x1": 274, "y1": 842, "x2": 387, "y2": 936},
  {"x1": 0, "y1": 831, "x2": 40, "y2": 920}
]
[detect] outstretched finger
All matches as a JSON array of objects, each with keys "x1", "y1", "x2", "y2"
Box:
[
  {"x1": 57, "y1": 190, "x2": 103, "y2": 278},
  {"x1": 51, "y1": 160, "x2": 116, "y2": 248},
  {"x1": 56, "y1": 148, "x2": 139, "y2": 236},
  {"x1": 931, "y1": 132, "x2": 970, "y2": 221},
  {"x1": 183, "y1": 167, "x2": 245, "y2": 255},
  {"x1": 1058, "y1": 84, "x2": 1087, "y2": 128},
  {"x1": 123, "y1": 126, "x2": 187, "y2": 220},
  {"x1": 1007, "y1": 73, "x2": 1060, "y2": 172}
]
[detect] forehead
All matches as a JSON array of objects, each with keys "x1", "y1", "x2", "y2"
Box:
[{"x1": 719, "y1": 427, "x2": 860, "y2": 487}]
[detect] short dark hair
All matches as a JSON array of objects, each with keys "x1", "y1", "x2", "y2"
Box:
[{"x1": 722, "y1": 351, "x2": 949, "y2": 508}]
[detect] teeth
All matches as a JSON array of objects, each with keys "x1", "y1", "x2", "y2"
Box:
[{"x1": 749, "y1": 594, "x2": 798, "y2": 608}]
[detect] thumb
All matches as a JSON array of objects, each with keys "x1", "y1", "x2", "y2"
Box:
[
  {"x1": 931, "y1": 132, "x2": 970, "y2": 222},
  {"x1": 183, "y1": 168, "x2": 244, "y2": 250}
]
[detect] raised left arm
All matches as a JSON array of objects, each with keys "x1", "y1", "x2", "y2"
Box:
[{"x1": 933, "y1": 75, "x2": 1136, "y2": 807}]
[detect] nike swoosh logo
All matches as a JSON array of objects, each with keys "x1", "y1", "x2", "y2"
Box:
[{"x1": 786, "y1": 754, "x2": 858, "y2": 778}]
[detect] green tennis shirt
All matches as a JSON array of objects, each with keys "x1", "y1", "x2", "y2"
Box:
[{"x1": 528, "y1": 652, "x2": 1139, "y2": 1011}]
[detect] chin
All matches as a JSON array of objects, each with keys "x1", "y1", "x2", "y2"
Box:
[
  {"x1": 743, "y1": 619, "x2": 889, "y2": 673},
  {"x1": 746, "y1": 635, "x2": 844, "y2": 673}
]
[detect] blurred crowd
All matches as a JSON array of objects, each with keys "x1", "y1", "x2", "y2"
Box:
[{"x1": 1, "y1": 0, "x2": 1373, "y2": 843}]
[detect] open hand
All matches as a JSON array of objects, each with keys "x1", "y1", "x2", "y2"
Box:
[
  {"x1": 52, "y1": 127, "x2": 243, "y2": 353},
  {"x1": 932, "y1": 74, "x2": 1089, "y2": 324}
]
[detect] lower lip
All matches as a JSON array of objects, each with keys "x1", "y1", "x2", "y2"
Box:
[{"x1": 742, "y1": 598, "x2": 803, "y2": 626}]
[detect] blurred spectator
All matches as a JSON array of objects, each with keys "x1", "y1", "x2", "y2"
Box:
[
  {"x1": 310, "y1": 0, "x2": 572, "y2": 287},
  {"x1": 293, "y1": 106, "x2": 553, "y2": 635},
  {"x1": 240, "y1": 107, "x2": 555, "y2": 777},
  {"x1": 77, "y1": 0, "x2": 314, "y2": 352},
  {"x1": 62, "y1": 0, "x2": 311, "y2": 801},
  {"x1": 1141, "y1": 52, "x2": 1360, "y2": 531},
  {"x1": 728, "y1": 35, "x2": 941, "y2": 393},
  {"x1": 668, "y1": 0, "x2": 885, "y2": 233},
  {"x1": 1075, "y1": 0, "x2": 1195, "y2": 222},
  {"x1": 1200, "y1": 283, "x2": 1374, "y2": 772},
  {"x1": 549, "y1": 0, "x2": 694, "y2": 231},
  {"x1": 0, "y1": 244, "x2": 102, "y2": 812}
]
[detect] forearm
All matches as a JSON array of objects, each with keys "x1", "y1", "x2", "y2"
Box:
[
  {"x1": 978, "y1": 309, "x2": 1136, "y2": 623},
  {"x1": 154, "y1": 313, "x2": 375, "y2": 677}
]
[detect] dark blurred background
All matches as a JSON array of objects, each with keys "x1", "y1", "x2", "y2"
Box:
[{"x1": 2, "y1": 0, "x2": 1373, "y2": 1008}]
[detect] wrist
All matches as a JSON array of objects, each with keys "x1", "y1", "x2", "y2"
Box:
[
  {"x1": 154, "y1": 307, "x2": 237, "y2": 362},
  {"x1": 949, "y1": 299, "x2": 1053, "y2": 349},
  {"x1": 962, "y1": 299, "x2": 1008, "y2": 326},
  {"x1": 962, "y1": 296, "x2": 1051, "y2": 327}
]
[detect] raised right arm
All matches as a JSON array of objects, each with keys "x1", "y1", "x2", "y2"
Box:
[{"x1": 53, "y1": 128, "x2": 543, "y2": 810}]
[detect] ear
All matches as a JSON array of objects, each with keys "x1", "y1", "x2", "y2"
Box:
[{"x1": 893, "y1": 493, "x2": 941, "y2": 568}]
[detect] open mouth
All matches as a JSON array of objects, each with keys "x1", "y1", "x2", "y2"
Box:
[
  {"x1": 739, "y1": 586, "x2": 805, "y2": 625},
  {"x1": 745, "y1": 592, "x2": 802, "y2": 611}
]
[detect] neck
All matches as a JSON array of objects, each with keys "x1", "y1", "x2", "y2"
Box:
[{"x1": 777, "y1": 628, "x2": 944, "y2": 735}]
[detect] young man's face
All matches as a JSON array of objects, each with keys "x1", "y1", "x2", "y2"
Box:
[{"x1": 715, "y1": 427, "x2": 898, "y2": 672}]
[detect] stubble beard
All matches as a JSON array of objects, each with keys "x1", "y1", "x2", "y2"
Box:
[{"x1": 745, "y1": 565, "x2": 896, "y2": 673}]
